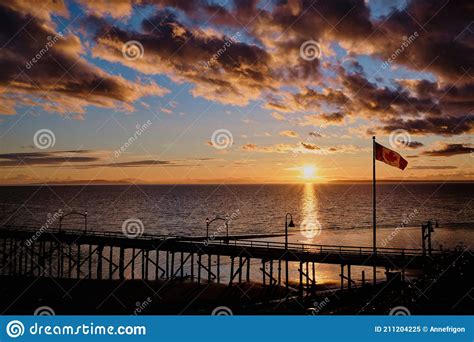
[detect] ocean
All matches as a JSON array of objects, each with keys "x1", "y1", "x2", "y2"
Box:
[{"x1": 1, "y1": 183, "x2": 472, "y2": 285}]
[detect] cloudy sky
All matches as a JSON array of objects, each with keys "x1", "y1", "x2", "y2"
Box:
[{"x1": 0, "y1": 0, "x2": 472, "y2": 184}]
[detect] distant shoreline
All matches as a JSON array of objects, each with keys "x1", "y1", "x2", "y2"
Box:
[{"x1": 0, "y1": 180, "x2": 472, "y2": 186}]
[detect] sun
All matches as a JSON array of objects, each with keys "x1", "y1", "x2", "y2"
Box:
[{"x1": 302, "y1": 165, "x2": 316, "y2": 179}]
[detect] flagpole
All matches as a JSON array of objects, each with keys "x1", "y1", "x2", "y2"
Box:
[{"x1": 372, "y1": 136, "x2": 376, "y2": 285}]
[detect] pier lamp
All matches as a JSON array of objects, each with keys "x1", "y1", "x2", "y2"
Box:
[
  {"x1": 206, "y1": 216, "x2": 228, "y2": 241},
  {"x1": 84, "y1": 211, "x2": 88, "y2": 233},
  {"x1": 59, "y1": 210, "x2": 88, "y2": 233},
  {"x1": 285, "y1": 213, "x2": 295, "y2": 250}
]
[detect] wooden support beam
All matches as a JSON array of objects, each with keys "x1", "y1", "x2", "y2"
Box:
[
  {"x1": 269, "y1": 260, "x2": 273, "y2": 286},
  {"x1": 216, "y1": 255, "x2": 219, "y2": 283},
  {"x1": 299, "y1": 261, "x2": 303, "y2": 294},
  {"x1": 197, "y1": 256, "x2": 216, "y2": 282},
  {"x1": 88, "y1": 244, "x2": 92, "y2": 279},
  {"x1": 180, "y1": 252, "x2": 184, "y2": 278},
  {"x1": 229, "y1": 256, "x2": 234, "y2": 285},
  {"x1": 340, "y1": 264, "x2": 344, "y2": 290},
  {"x1": 208, "y1": 254, "x2": 211, "y2": 283},
  {"x1": 347, "y1": 264, "x2": 351, "y2": 290},
  {"x1": 171, "y1": 253, "x2": 192, "y2": 279},
  {"x1": 238, "y1": 256, "x2": 243, "y2": 283},
  {"x1": 246, "y1": 257, "x2": 250, "y2": 282},
  {"x1": 141, "y1": 248, "x2": 145, "y2": 279},
  {"x1": 109, "y1": 246, "x2": 113, "y2": 280},
  {"x1": 155, "y1": 250, "x2": 159, "y2": 280},
  {"x1": 278, "y1": 259, "x2": 281, "y2": 285},
  {"x1": 77, "y1": 244, "x2": 81, "y2": 279},
  {"x1": 197, "y1": 254, "x2": 202, "y2": 284},
  {"x1": 190, "y1": 252, "x2": 194, "y2": 280},
  {"x1": 229, "y1": 257, "x2": 247, "y2": 284},
  {"x1": 131, "y1": 248, "x2": 136, "y2": 280},
  {"x1": 97, "y1": 245, "x2": 103, "y2": 279},
  {"x1": 119, "y1": 247, "x2": 125, "y2": 280},
  {"x1": 170, "y1": 252, "x2": 175, "y2": 279},
  {"x1": 165, "y1": 251, "x2": 169, "y2": 279}
]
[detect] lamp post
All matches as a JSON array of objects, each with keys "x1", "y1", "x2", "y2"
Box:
[
  {"x1": 59, "y1": 210, "x2": 88, "y2": 233},
  {"x1": 206, "y1": 216, "x2": 229, "y2": 241},
  {"x1": 285, "y1": 213, "x2": 295, "y2": 290},
  {"x1": 421, "y1": 219, "x2": 438, "y2": 257},
  {"x1": 285, "y1": 213, "x2": 295, "y2": 250}
]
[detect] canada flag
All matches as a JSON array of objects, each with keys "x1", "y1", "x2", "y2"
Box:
[{"x1": 375, "y1": 142, "x2": 408, "y2": 170}]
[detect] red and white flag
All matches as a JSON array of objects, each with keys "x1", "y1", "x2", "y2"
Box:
[{"x1": 375, "y1": 142, "x2": 408, "y2": 170}]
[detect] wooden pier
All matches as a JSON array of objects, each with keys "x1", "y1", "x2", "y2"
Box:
[{"x1": 0, "y1": 226, "x2": 463, "y2": 294}]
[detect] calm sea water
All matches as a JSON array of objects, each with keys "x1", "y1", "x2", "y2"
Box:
[
  {"x1": 0, "y1": 183, "x2": 472, "y2": 285},
  {"x1": 0, "y1": 183, "x2": 472, "y2": 243}
]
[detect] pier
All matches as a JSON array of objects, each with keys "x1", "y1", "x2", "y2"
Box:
[{"x1": 0, "y1": 225, "x2": 465, "y2": 295}]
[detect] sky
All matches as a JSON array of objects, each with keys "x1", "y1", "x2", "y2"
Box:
[{"x1": 0, "y1": 0, "x2": 472, "y2": 184}]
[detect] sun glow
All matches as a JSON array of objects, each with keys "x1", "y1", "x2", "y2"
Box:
[{"x1": 302, "y1": 165, "x2": 316, "y2": 180}]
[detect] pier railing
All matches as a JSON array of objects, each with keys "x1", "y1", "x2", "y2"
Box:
[
  {"x1": 0, "y1": 225, "x2": 465, "y2": 293},
  {"x1": 1, "y1": 225, "x2": 442, "y2": 257},
  {"x1": 2, "y1": 225, "x2": 436, "y2": 256}
]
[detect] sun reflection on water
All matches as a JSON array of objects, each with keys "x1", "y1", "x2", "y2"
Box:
[{"x1": 300, "y1": 183, "x2": 322, "y2": 241}]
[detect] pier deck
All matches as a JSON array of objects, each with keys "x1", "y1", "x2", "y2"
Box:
[{"x1": 0, "y1": 226, "x2": 465, "y2": 292}]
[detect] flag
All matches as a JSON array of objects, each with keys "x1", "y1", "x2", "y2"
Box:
[{"x1": 375, "y1": 142, "x2": 408, "y2": 170}]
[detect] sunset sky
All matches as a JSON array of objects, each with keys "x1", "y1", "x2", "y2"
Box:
[{"x1": 0, "y1": 0, "x2": 472, "y2": 184}]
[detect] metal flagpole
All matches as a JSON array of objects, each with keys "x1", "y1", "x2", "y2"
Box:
[{"x1": 372, "y1": 136, "x2": 376, "y2": 285}]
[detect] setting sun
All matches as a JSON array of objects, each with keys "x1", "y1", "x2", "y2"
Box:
[{"x1": 302, "y1": 165, "x2": 317, "y2": 179}]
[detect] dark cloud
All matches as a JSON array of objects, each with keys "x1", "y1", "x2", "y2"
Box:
[
  {"x1": 320, "y1": 112, "x2": 345, "y2": 123},
  {"x1": 0, "y1": 150, "x2": 194, "y2": 168},
  {"x1": 422, "y1": 144, "x2": 474, "y2": 157},
  {"x1": 0, "y1": 151, "x2": 100, "y2": 167},
  {"x1": 0, "y1": 2, "x2": 167, "y2": 115},
  {"x1": 1, "y1": 0, "x2": 472, "y2": 142},
  {"x1": 88, "y1": 10, "x2": 273, "y2": 106},
  {"x1": 309, "y1": 132, "x2": 322, "y2": 138},
  {"x1": 410, "y1": 165, "x2": 458, "y2": 170},
  {"x1": 406, "y1": 141, "x2": 424, "y2": 149},
  {"x1": 380, "y1": 115, "x2": 474, "y2": 136},
  {"x1": 301, "y1": 142, "x2": 320, "y2": 150},
  {"x1": 105, "y1": 160, "x2": 177, "y2": 167}
]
